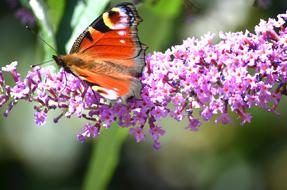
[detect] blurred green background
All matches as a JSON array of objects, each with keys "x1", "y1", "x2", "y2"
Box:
[{"x1": 1, "y1": 0, "x2": 287, "y2": 189}]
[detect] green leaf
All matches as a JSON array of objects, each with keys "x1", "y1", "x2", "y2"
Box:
[
  {"x1": 29, "y1": 0, "x2": 56, "y2": 63},
  {"x1": 138, "y1": 11, "x2": 172, "y2": 51},
  {"x1": 20, "y1": 0, "x2": 30, "y2": 8},
  {"x1": 65, "y1": 0, "x2": 110, "y2": 52},
  {"x1": 83, "y1": 126, "x2": 128, "y2": 190},
  {"x1": 138, "y1": 0, "x2": 183, "y2": 51},
  {"x1": 55, "y1": 0, "x2": 78, "y2": 54},
  {"x1": 46, "y1": 0, "x2": 66, "y2": 33},
  {"x1": 145, "y1": 0, "x2": 183, "y2": 18}
]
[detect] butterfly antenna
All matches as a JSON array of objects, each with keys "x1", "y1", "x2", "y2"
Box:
[
  {"x1": 31, "y1": 59, "x2": 54, "y2": 68},
  {"x1": 25, "y1": 25, "x2": 57, "y2": 53}
]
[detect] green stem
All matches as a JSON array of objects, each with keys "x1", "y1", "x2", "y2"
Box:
[{"x1": 83, "y1": 125, "x2": 128, "y2": 190}]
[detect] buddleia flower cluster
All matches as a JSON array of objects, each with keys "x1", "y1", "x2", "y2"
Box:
[
  {"x1": 1, "y1": 12, "x2": 287, "y2": 149},
  {"x1": 6, "y1": 0, "x2": 35, "y2": 27}
]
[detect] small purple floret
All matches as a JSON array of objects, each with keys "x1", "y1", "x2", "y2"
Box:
[
  {"x1": 34, "y1": 110, "x2": 47, "y2": 126},
  {"x1": 1, "y1": 12, "x2": 287, "y2": 148},
  {"x1": 129, "y1": 127, "x2": 145, "y2": 142}
]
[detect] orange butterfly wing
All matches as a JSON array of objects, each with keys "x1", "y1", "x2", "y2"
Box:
[
  {"x1": 67, "y1": 3, "x2": 146, "y2": 99},
  {"x1": 57, "y1": 3, "x2": 146, "y2": 100},
  {"x1": 70, "y1": 66, "x2": 137, "y2": 99}
]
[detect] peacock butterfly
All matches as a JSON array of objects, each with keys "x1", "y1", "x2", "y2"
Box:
[{"x1": 53, "y1": 2, "x2": 146, "y2": 101}]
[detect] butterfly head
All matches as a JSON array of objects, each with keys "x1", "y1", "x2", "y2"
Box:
[
  {"x1": 53, "y1": 55, "x2": 80, "y2": 74},
  {"x1": 52, "y1": 55, "x2": 64, "y2": 67}
]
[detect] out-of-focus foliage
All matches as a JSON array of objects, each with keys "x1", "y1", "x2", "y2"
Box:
[
  {"x1": 0, "y1": 0, "x2": 287, "y2": 190},
  {"x1": 29, "y1": 0, "x2": 56, "y2": 61},
  {"x1": 84, "y1": 125, "x2": 128, "y2": 190},
  {"x1": 46, "y1": 0, "x2": 65, "y2": 33}
]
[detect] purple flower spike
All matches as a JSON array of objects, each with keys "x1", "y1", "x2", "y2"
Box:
[
  {"x1": 153, "y1": 140, "x2": 161, "y2": 150},
  {"x1": 2, "y1": 61, "x2": 20, "y2": 82},
  {"x1": 77, "y1": 123, "x2": 100, "y2": 142},
  {"x1": 149, "y1": 126, "x2": 165, "y2": 141},
  {"x1": 187, "y1": 118, "x2": 201, "y2": 131},
  {"x1": 15, "y1": 8, "x2": 35, "y2": 27},
  {"x1": 129, "y1": 127, "x2": 145, "y2": 142},
  {"x1": 34, "y1": 110, "x2": 47, "y2": 126},
  {"x1": 2, "y1": 61, "x2": 18, "y2": 72},
  {"x1": 1, "y1": 12, "x2": 287, "y2": 148},
  {"x1": 215, "y1": 113, "x2": 232, "y2": 125}
]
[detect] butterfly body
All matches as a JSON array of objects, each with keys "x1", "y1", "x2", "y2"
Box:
[{"x1": 53, "y1": 3, "x2": 146, "y2": 101}]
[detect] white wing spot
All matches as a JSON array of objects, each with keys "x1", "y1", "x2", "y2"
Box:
[
  {"x1": 103, "y1": 89, "x2": 119, "y2": 100},
  {"x1": 92, "y1": 86, "x2": 119, "y2": 100},
  {"x1": 120, "y1": 40, "x2": 125, "y2": 44},
  {"x1": 118, "y1": 31, "x2": 126, "y2": 36},
  {"x1": 113, "y1": 23, "x2": 126, "y2": 30}
]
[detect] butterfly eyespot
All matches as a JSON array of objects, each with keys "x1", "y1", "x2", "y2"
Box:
[
  {"x1": 103, "y1": 12, "x2": 114, "y2": 29},
  {"x1": 111, "y1": 7, "x2": 121, "y2": 14},
  {"x1": 65, "y1": 3, "x2": 146, "y2": 100},
  {"x1": 108, "y1": 10, "x2": 117, "y2": 17},
  {"x1": 114, "y1": 23, "x2": 127, "y2": 30}
]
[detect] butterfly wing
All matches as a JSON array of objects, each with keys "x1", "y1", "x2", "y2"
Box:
[
  {"x1": 67, "y1": 58, "x2": 142, "y2": 100},
  {"x1": 68, "y1": 3, "x2": 146, "y2": 100}
]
